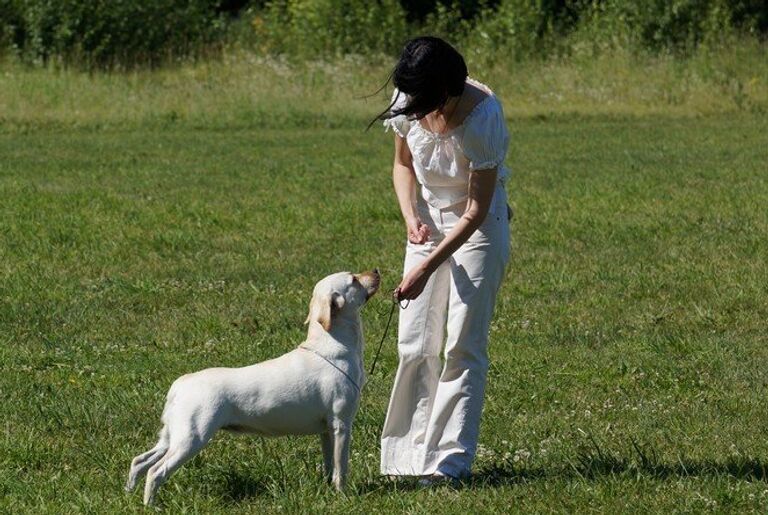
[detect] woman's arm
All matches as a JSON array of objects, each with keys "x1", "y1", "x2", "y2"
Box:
[
  {"x1": 392, "y1": 134, "x2": 430, "y2": 244},
  {"x1": 395, "y1": 169, "x2": 497, "y2": 300}
]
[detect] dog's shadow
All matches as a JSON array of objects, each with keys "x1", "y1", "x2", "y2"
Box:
[
  {"x1": 355, "y1": 456, "x2": 768, "y2": 494},
  {"x1": 216, "y1": 469, "x2": 272, "y2": 502}
]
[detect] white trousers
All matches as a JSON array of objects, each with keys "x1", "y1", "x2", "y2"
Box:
[{"x1": 380, "y1": 185, "x2": 510, "y2": 478}]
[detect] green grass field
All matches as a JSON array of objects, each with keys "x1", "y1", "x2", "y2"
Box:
[{"x1": 1, "y1": 55, "x2": 768, "y2": 512}]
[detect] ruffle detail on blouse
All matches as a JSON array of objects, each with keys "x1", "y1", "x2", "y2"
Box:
[
  {"x1": 382, "y1": 88, "x2": 411, "y2": 138},
  {"x1": 383, "y1": 116, "x2": 409, "y2": 138},
  {"x1": 468, "y1": 159, "x2": 505, "y2": 171}
]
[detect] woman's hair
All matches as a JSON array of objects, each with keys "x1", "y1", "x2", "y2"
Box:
[{"x1": 369, "y1": 36, "x2": 468, "y2": 129}]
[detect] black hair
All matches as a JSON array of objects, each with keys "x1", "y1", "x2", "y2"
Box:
[{"x1": 368, "y1": 36, "x2": 468, "y2": 130}]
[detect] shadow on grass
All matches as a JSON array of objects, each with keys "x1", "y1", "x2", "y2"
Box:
[
  {"x1": 355, "y1": 456, "x2": 768, "y2": 494},
  {"x1": 208, "y1": 433, "x2": 768, "y2": 499},
  {"x1": 216, "y1": 469, "x2": 272, "y2": 502},
  {"x1": 472, "y1": 456, "x2": 768, "y2": 487}
]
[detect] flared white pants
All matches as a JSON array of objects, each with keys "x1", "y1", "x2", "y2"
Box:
[{"x1": 380, "y1": 185, "x2": 510, "y2": 478}]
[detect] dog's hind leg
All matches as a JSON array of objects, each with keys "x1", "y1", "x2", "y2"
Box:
[
  {"x1": 320, "y1": 431, "x2": 334, "y2": 483},
  {"x1": 142, "y1": 428, "x2": 213, "y2": 506},
  {"x1": 125, "y1": 427, "x2": 170, "y2": 492}
]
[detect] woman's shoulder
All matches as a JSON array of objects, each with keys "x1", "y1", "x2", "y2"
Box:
[
  {"x1": 460, "y1": 79, "x2": 509, "y2": 164},
  {"x1": 466, "y1": 77, "x2": 494, "y2": 97},
  {"x1": 463, "y1": 78, "x2": 503, "y2": 124},
  {"x1": 383, "y1": 88, "x2": 412, "y2": 138},
  {"x1": 462, "y1": 103, "x2": 505, "y2": 141}
]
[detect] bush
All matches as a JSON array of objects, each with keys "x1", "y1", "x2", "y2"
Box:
[
  {"x1": 462, "y1": 0, "x2": 570, "y2": 62},
  {"x1": 0, "y1": 0, "x2": 766, "y2": 67},
  {"x1": 0, "y1": 0, "x2": 24, "y2": 52},
  {"x1": 249, "y1": 0, "x2": 409, "y2": 57},
  {"x1": 5, "y1": 0, "x2": 226, "y2": 68},
  {"x1": 599, "y1": 0, "x2": 735, "y2": 51},
  {"x1": 399, "y1": 0, "x2": 497, "y2": 23},
  {"x1": 463, "y1": 0, "x2": 768, "y2": 63}
]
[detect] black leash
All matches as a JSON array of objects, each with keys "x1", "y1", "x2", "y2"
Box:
[
  {"x1": 300, "y1": 291, "x2": 409, "y2": 393},
  {"x1": 369, "y1": 292, "x2": 409, "y2": 376}
]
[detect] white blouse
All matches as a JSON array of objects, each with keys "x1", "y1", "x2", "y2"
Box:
[{"x1": 383, "y1": 78, "x2": 510, "y2": 209}]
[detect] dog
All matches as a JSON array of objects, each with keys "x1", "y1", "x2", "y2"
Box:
[{"x1": 125, "y1": 269, "x2": 380, "y2": 505}]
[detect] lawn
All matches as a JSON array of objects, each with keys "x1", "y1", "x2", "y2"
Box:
[{"x1": 1, "y1": 106, "x2": 767, "y2": 511}]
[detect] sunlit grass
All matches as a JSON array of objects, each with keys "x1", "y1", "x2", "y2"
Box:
[
  {"x1": 1, "y1": 42, "x2": 766, "y2": 133},
  {"x1": 1, "y1": 49, "x2": 767, "y2": 512}
]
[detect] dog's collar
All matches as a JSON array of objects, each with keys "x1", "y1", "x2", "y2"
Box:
[{"x1": 298, "y1": 345, "x2": 362, "y2": 393}]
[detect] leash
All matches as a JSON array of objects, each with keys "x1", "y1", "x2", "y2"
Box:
[
  {"x1": 369, "y1": 292, "x2": 409, "y2": 376},
  {"x1": 298, "y1": 345, "x2": 363, "y2": 393},
  {"x1": 299, "y1": 291, "x2": 409, "y2": 392}
]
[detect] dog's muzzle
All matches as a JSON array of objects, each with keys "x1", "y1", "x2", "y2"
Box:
[{"x1": 358, "y1": 268, "x2": 381, "y2": 299}]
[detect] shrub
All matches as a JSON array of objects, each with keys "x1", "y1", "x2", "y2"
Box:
[
  {"x1": 444, "y1": 0, "x2": 586, "y2": 66},
  {"x1": 249, "y1": 0, "x2": 409, "y2": 57},
  {"x1": 0, "y1": 0, "x2": 766, "y2": 67},
  {"x1": 464, "y1": 0, "x2": 767, "y2": 63},
  {"x1": 6, "y1": 0, "x2": 227, "y2": 68},
  {"x1": 604, "y1": 0, "x2": 734, "y2": 52},
  {"x1": 0, "y1": 0, "x2": 24, "y2": 52},
  {"x1": 399, "y1": 0, "x2": 497, "y2": 23}
]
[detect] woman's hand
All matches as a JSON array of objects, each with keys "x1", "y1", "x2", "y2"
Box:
[
  {"x1": 395, "y1": 261, "x2": 433, "y2": 301},
  {"x1": 406, "y1": 217, "x2": 431, "y2": 244}
]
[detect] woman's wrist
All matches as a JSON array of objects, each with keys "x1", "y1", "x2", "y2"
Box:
[{"x1": 420, "y1": 257, "x2": 438, "y2": 275}]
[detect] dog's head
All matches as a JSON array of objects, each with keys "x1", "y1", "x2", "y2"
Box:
[{"x1": 305, "y1": 269, "x2": 380, "y2": 332}]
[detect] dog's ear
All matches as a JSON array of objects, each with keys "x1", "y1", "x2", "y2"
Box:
[{"x1": 305, "y1": 291, "x2": 345, "y2": 331}]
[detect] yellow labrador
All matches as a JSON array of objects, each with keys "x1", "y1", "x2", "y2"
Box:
[{"x1": 125, "y1": 270, "x2": 380, "y2": 505}]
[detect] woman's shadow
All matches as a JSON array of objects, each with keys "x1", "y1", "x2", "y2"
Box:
[
  {"x1": 208, "y1": 437, "x2": 768, "y2": 499},
  {"x1": 355, "y1": 454, "x2": 768, "y2": 494}
]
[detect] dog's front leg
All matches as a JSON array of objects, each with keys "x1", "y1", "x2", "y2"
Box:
[
  {"x1": 320, "y1": 431, "x2": 334, "y2": 483},
  {"x1": 331, "y1": 419, "x2": 351, "y2": 492}
]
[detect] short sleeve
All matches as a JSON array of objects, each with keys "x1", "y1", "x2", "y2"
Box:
[
  {"x1": 461, "y1": 97, "x2": 510, "y2": 171},
  {"x1": 382, "y1": 88, "x2": 411, "y2": 138}
]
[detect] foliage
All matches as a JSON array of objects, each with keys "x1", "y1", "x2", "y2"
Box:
[
  {"x1": 399, "y1": 0, "x2": 498, "y2": 22},
  {"x1": 242, "y1": 0, "x2": 768, "y2": 62},
  {"x1": 458, "y1": 0, "x2": 568, "y2": 62},
  {"x1": 574, "y1": 0, "x2": 737, "y2": 52},
  {"x1": 248, "y1": 0, "x2": 409, "y2": 56},
  {"x1": 0, "y1": 0, "x2": 23, "y2": 51},
  {"x1": 0, "y1": 0, "x2": 768, "y2": 67},
  {"x1": 1, "y1": 0, "x2": 226, "y2": 67},
  {"x1": 1, "y1": 0, "x2": 767, "y2": 68},
  {"x1": 460, "y1": 0, "x2": 768, "y2": 63}
]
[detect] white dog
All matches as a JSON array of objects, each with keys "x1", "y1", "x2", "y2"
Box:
[{"x1": 125, "y1": 269, "x2": 380, "y2": 505}]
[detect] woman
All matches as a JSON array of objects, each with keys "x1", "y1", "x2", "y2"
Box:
[{"x1": 376, "y1": 36, "x2": 511, "y2": 483}]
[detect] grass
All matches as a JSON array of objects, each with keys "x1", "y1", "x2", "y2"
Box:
[
  {"x1": 1, "y1": 41, "x2": 766, "y2": 131},
  {"x1": 1, "y1": 49, "x2": 768, "y2": 512}
]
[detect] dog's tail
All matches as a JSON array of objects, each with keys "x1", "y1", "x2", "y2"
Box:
[{"x1": 157, "y1": 424, "x2": 171, "y2": 448}]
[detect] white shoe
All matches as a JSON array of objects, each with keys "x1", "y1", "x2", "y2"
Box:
[{"x1": 417, "y1": 472, "x2": 462, "y2": 487}]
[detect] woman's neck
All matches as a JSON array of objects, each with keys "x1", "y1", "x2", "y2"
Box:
[{"x1": 423, "y1": 91, "x2": 463, "y2": 134}]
